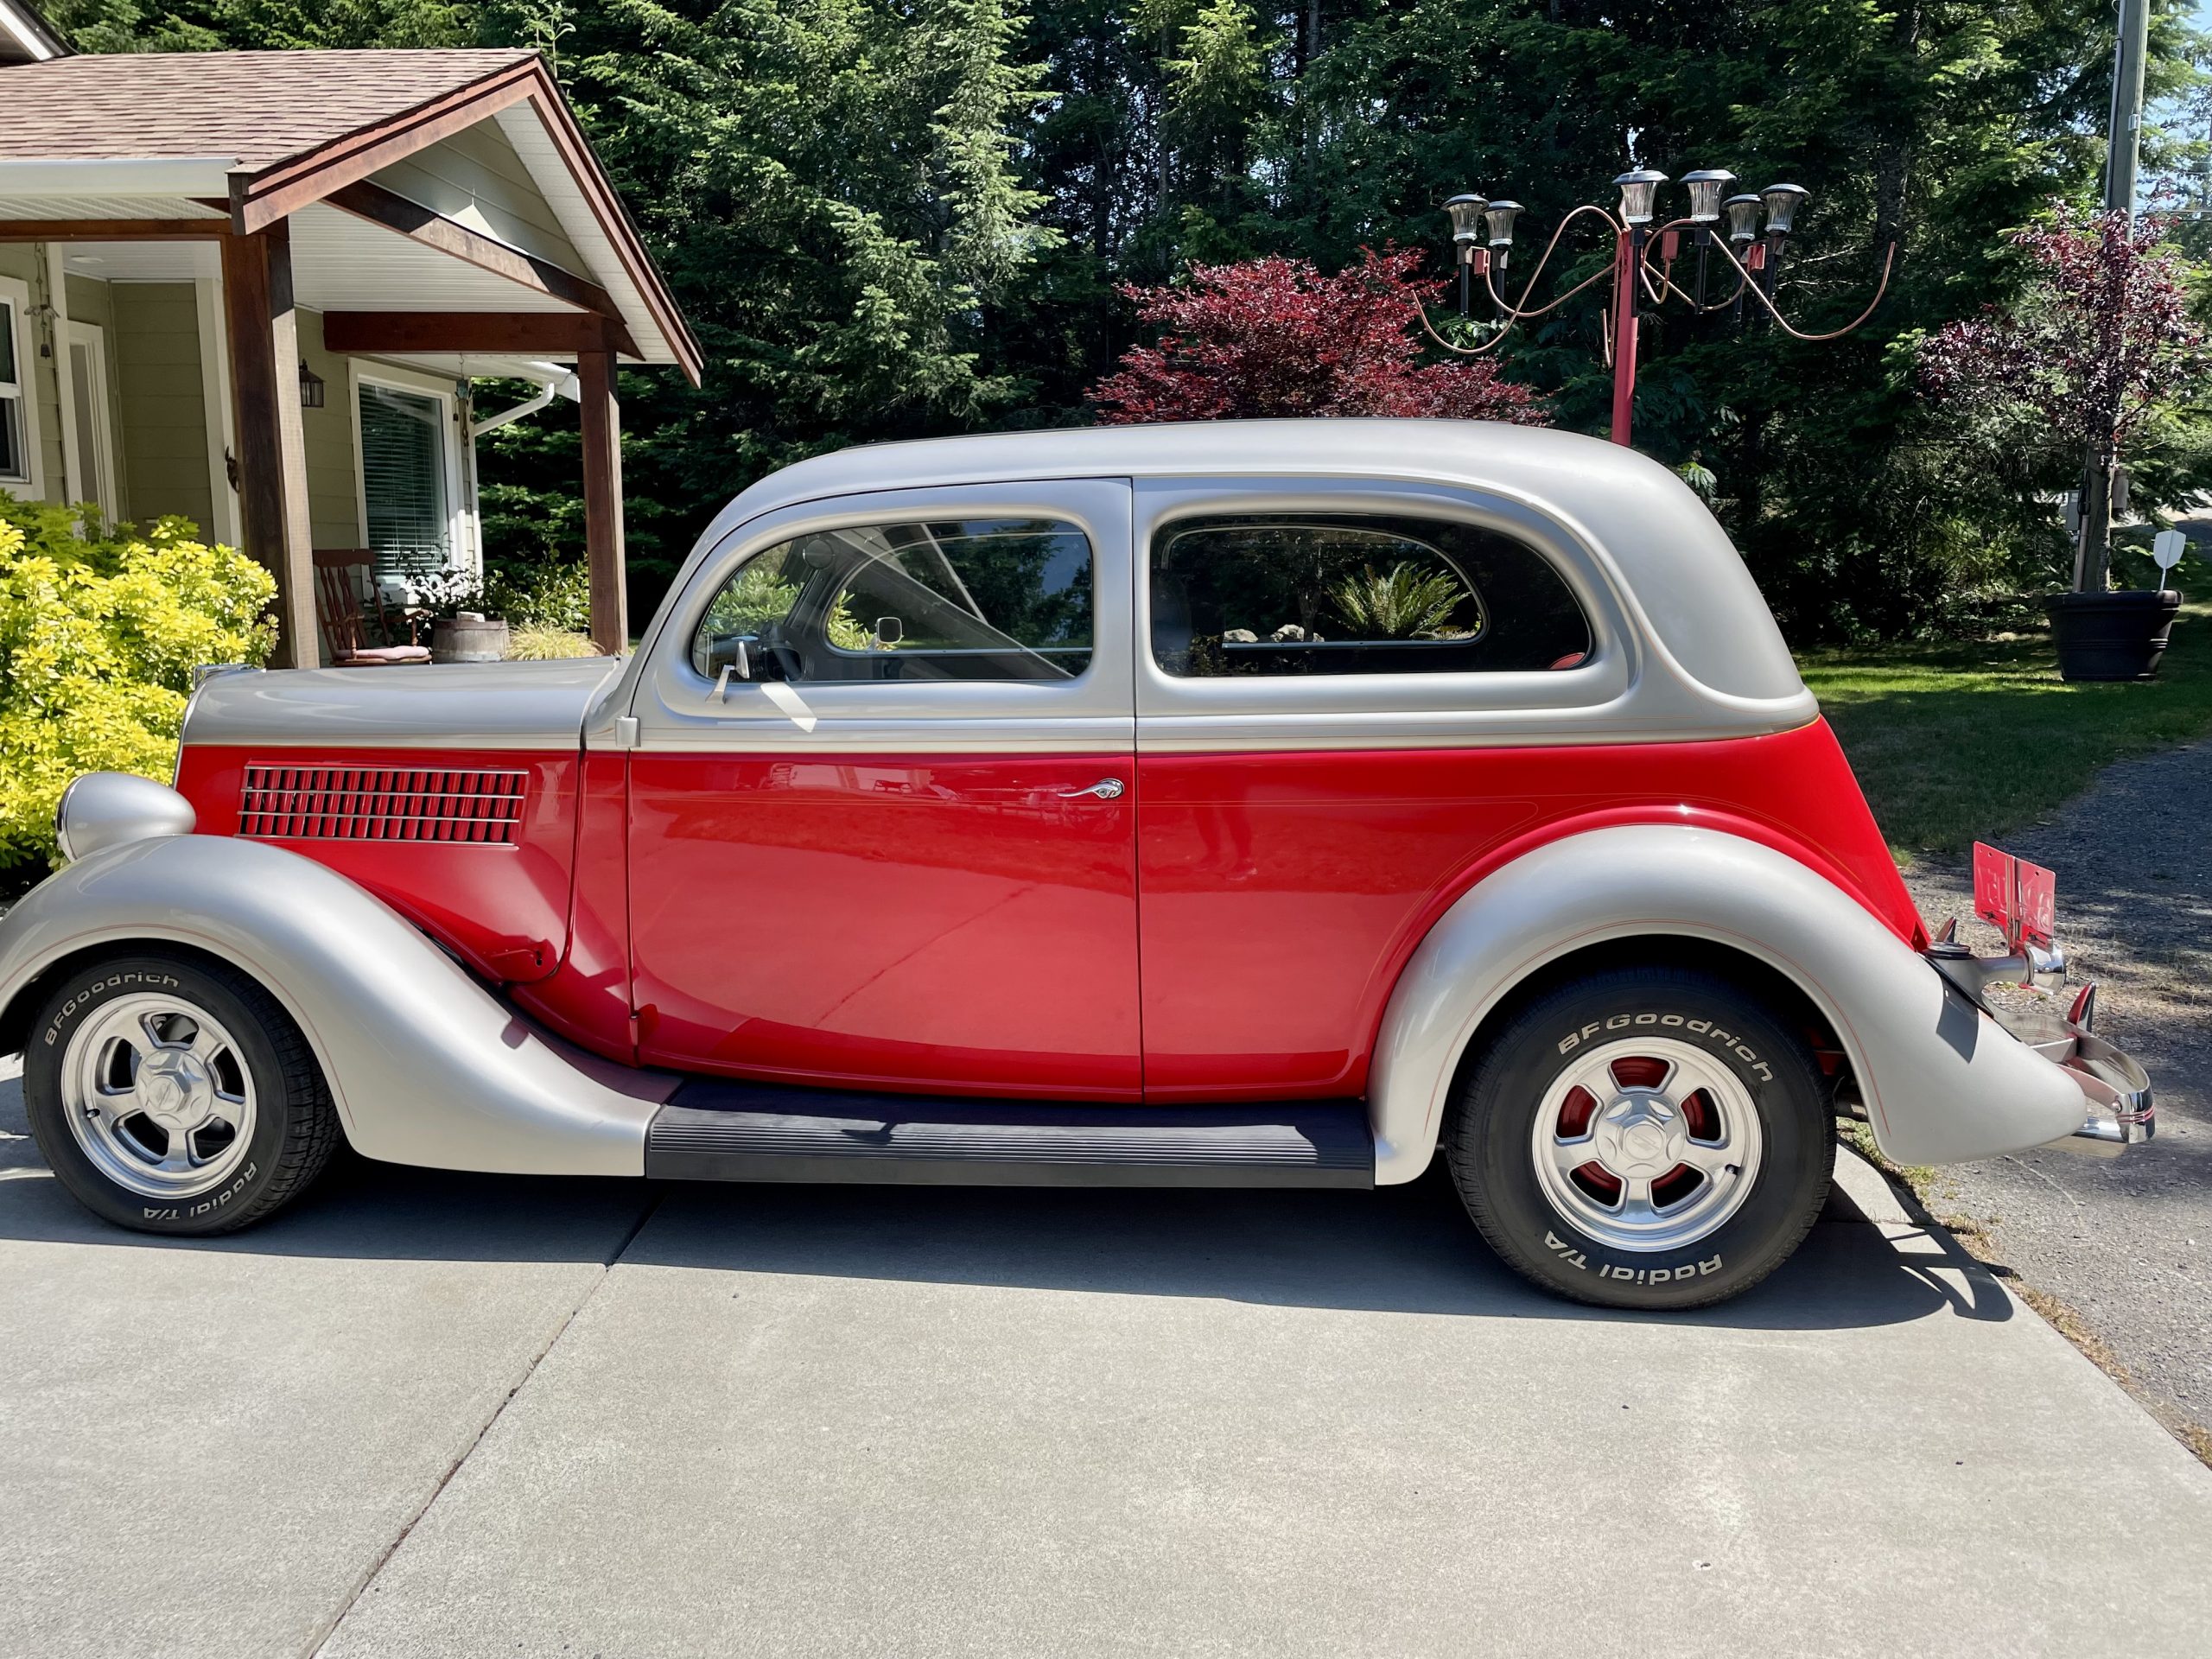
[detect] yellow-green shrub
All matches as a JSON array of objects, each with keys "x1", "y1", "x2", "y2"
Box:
[
  {"x1": 504, "y1": 623, "x2": 603, "y2": 660},
  {"x1": 0, "y1": 503, "x2": 275, "y2": 874}
]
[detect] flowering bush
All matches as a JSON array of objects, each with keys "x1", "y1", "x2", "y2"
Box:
[
  {"x1": 0, "y1": 500, "x2": 275, "y2": 875},
  {"x1": 1089, "y1": 248, "x2": 1547, "y2": 425},
  {"x1": 405, "y1": 563, "x2": 485, "y2": 619}
]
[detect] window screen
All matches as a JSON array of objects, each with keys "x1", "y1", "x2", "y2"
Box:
[
  {"x1": 1151, "y1": 512, "x2": 1590, "y2": 677},
  {"x1": 691, "y1": 518, "x2": 1094, "y2": 683},
  {"x1": 359, "y1": 384, "x2": 452, "y2": 585}
]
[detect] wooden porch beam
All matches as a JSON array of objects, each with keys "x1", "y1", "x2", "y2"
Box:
[
  {"x1": 0, "y1": 219, "x2": 226, "y2": 241},
  {"x1": 577, "y1": 346, "x2": 627, "y2": 655},
  {"x1": 221, "y1": 224, "x2": 321, "y2": 670},
  {"x1": 320, "y1": 309, "x2": 639, "y2": 359},
  {"x1": 324, "y1": 180, "x2": 624, "y2": 320}
]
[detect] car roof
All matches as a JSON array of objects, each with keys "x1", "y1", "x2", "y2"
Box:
[{"x1": 690, "y1": 418, "x2": 1805, "y2": 708}]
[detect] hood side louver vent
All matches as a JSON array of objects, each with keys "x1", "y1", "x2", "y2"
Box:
[{"x1": 239, "y1": 765, "x2": 527, "y2": 843}]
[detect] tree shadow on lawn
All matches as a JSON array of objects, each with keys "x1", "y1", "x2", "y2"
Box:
[{"x1": 1, "y1": 1071, "x2": 2009, "y2": 1332}]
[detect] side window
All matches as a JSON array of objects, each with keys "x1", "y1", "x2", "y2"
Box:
[
  {"x1": 1151, "y1": 512, "x2": 1590, "y2": 677},
  {"x1": 690, "y1": 518, "x2": 1095, "y2": 684}
]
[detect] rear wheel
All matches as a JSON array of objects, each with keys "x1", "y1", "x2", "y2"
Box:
[
  {"x1": 1445, "y1": 966, "x2": 1832, "y2": 1309},
  {"x1": 23, "y1": 950, "x2": 341, "y2": 1235}
]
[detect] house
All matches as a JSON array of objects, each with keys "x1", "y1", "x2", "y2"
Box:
[{"x1": 0, "y1": 26, "x2": 701, "y2": 662}]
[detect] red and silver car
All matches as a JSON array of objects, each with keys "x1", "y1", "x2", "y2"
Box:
[{"x1": 0, "y1": 422, "x2": 2152, "y2": 1307}]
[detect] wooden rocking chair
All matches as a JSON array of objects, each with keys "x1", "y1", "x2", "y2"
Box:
[{"x1": 313, "y1": 550, "x2": 432, "y2": 666}]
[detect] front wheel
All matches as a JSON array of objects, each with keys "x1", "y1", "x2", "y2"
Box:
[
  {"x1": 1445, "y1": 966, "x2": 1833, "y2": 1310},
  {"x1": 23, "y1": 950, "x2": 341, "y2": 1234}
]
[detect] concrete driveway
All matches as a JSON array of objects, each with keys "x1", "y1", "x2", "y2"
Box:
[{"x1": 5, "y1": 1058, "x2": 2212, "y2": 1658}]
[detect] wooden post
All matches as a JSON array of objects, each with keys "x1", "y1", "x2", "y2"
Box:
[
  {"x1": 221, "y1": 222, "x2": 320, "y2": 668},
  {"x1": 577, "y1": 344, "x2": 627, "y2": 654}
]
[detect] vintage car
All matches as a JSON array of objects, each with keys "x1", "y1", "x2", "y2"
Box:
[{"x1": 0, "y1": 421, "x2": 2153, "y2": 1307}]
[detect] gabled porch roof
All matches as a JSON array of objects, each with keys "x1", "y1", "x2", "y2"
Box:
[
  {"x1": 0, "y1": 48, "x2": 701, "y2": 663},
  {"x1": 0, "y1": 48, "x2": 700, "y2": 384}
]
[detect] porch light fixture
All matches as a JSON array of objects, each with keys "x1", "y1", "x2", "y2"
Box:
[
  {"x1": 1442, "y1": 194, "x2": 1490, "y2": 247},
  {"x1": 1482, "y1": 200, "x2": 1522, "y2": 250},
  {"x1": 1723, "y1": 194, "x2": 1764, "y2": 244},
  {"x1": 1758, "y1": 183, "x2": 1810, "y2": 237},
  {"x1": 1612, "y1": 168, "x2": 1669, "y2": 226},
  {"x1": 1679, "y1": 169, "x2": 1735, "y2": 224},
  {"x1": 297, "y1": 360, "x2": 326, "y2": 410}
]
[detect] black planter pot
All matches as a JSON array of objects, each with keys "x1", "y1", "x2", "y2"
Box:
[{"x1": 2046, "y1": 588, "x2": 2183, "y2": 683}]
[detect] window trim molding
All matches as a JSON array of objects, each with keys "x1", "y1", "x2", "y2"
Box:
[
  {"x1": 62, "y1": 317, "x2": 120, "y2": 523},
  {"x1": 348, "y1": 359, "x2": 476, "y2": 575},
  {"x1": 0, "y1": 273, "x2": 45, "y2": 499},
  {"x1": 626, "y1": 478, "x2": 1137, "y2": 755}
]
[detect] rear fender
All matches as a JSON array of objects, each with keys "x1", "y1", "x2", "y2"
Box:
[
  {"x1": 0, "y1": 835, "x2": 670, "y2": 1175},
  {"x1": 1367, "y1": 824, "x2": 2085, "y2": 1179}
]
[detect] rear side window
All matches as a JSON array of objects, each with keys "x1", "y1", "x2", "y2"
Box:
[
  {"x1": 1150, "y1": 512, "x2": 1589, "y2": 677},
  {"x1": 691, "y1": 517, "x2": 1094, "y2": 683}
]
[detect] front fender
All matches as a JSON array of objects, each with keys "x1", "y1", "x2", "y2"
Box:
[
  {"x1": 1367, "y1": 824, "x2": 2087, "y2": 1180},
  {"x1": 0, "y1": 836, "x2": 670, "y2": 1176}
]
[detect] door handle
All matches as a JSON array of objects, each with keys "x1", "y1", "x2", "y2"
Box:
[{"x1": 1058, "y1": 778, "x2": 1126, "y2": 801}]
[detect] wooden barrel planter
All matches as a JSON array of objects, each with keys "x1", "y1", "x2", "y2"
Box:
[{"x1": 430, "y1": 613, "x2": 511, "y2": 664}]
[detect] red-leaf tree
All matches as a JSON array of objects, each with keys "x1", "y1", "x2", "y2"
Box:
[
  {"x1": 1089, "y1": 248, "x2": 1547, "y2": 426},
  {"x1": 1917, "y1": 203, "x2": 2211, "y2": 592}
]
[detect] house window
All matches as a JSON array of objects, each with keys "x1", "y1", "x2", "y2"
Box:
[
  {"x1": 357, "y1": 381, "x2": 454, "y2": 585},
  {"x1": 0, "y1": 280, "x2": 33, "y2": 490}
]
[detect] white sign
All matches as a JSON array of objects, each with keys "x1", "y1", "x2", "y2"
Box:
[{"x1": 2153, "y1": 527, "x2": 2188, "y2": 582}]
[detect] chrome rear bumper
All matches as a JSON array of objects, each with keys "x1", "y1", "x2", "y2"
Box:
[
  {"x1": 1926, "y1": 941, "x2": 2153, "y2": 1160},
  {"x1": 2013, "y1": 1012, "x2": 2155, "y2": 1159}
]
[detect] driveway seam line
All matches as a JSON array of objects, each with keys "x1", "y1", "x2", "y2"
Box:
[{"x1": 302, "y1": 1189, "x2": 667, "y2": 1657}]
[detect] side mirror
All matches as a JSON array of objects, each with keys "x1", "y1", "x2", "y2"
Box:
[{"x1": 874, "y1": 616, "x2": 904, "y2": 649}]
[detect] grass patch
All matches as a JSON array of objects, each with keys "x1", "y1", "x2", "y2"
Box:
[{"x1": 1797, "y1": 601, "x2": 2212, "y2": 861}]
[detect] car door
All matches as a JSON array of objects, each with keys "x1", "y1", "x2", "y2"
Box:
[
  {"x1": 1133, "y1": 478, "x2": 1615, "y2": 1102},
  {"x1": 625, "y1": 479, "x2": 1141, "y2": 1099}
]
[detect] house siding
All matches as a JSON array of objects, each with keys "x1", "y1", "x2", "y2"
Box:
[
  {"x1": 370, "y1": 120, "x2": 588, "y2": 278},
  {"x1": 297, "y1": 307, "x2": 364, "y2": 551},
  {"x1": 111, "y1": 281, "x2": 214, "y2": 535}
]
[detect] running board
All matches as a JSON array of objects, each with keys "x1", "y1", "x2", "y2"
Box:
[{"x1": 645, "y1": 1082, "x2": 1375, "y2": 1188}]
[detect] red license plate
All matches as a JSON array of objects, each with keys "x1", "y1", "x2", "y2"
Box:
[{"x1": 1973, "y1": 842, "x2": 2056, "y2": 949}]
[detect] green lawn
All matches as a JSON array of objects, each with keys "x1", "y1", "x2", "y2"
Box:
[{"x1": 1798, "y1": 601, "x2": 2212, "y2": 861}]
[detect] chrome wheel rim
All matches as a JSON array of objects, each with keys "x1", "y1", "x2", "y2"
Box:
[
  {"x1": 1531, "y1": 1035, "x2": 1763, "y2": 1254},
  {"x1": 60, "y1": 993, "x2": 257, "y2": 1199}
]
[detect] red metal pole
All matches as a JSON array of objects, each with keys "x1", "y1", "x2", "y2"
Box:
[{"x1": 1609, "y1": 226, "x2": 1640, "y2": 446}]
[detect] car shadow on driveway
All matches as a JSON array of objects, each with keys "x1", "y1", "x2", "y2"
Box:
[
  {"x1": 619, "y1": 1167, "x2": 2015, "y2": 1331},
  {"x1": 3, "y1": 1061, "x2": 2010, "y2": 1330}
]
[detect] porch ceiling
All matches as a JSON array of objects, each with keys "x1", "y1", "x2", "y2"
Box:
[{"x1": 41, "y1": 203, "x2": 583, "y2": 315}]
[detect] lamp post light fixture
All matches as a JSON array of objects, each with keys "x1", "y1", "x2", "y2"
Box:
[
  {"x1": 1611, "y1": 168, "x2": 1669, "y2": 226},
  {"x1": 1435, "y1": 168, "x2": 1893, "y2": 447},
  {"x1": 1482, "y1": 200, "x2": 1522, "y2": 265},
  {"x1": 1758, "y1": 182, "x2": 1810, "y2": 237},
  {"x1": 1679, "y1": 169, "x2": 1735, "y2": 224},
  {"x1": 1442, "y1": 193, "x2": 1490, "y2": 315}
]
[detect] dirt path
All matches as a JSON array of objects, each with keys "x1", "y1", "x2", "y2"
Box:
[{"x1": 1897, "y1": 739, "x2": 2212, "y2": 1448}]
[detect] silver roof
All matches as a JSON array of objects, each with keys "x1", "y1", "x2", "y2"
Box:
[{"x1": 691, "y1": 419, "x2": 1806, "y2": 706}]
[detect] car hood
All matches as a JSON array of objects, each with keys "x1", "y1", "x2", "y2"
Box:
[{"x1": 181, "y1": 658, "x2": 626, "y2": 752}]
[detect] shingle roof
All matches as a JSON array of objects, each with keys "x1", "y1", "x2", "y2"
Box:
[{"x1": 0, "y1": 48, "x2": 537, "y2": 169}]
